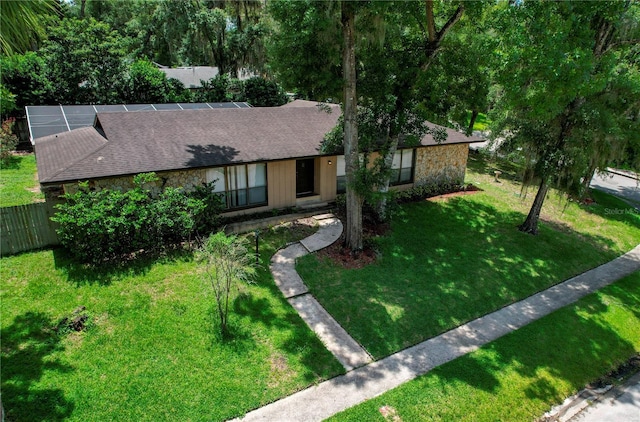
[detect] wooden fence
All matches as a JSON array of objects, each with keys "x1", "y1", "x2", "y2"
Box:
[{"x1": 1, "y1": 203, "x2": 59, "y2": 256}]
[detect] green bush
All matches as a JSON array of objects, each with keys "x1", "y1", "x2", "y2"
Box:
[
  {"x1": 242, "y1": 77, "x2": 288, "y2": 107},
  {"x1": 52, "y1": 173, "x2": 222, "y2": 264},
  {"x1": 0, "y1": 118, "x2": 18, "y2": 167}
]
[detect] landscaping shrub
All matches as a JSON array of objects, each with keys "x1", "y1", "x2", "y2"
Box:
[
  {"x1": 52, "y1": 173, "x2": 222, "y2": 264},
  {"x1": 0, "y1": 118, "x2": 18, "y2": 166},
  {"x1": 242, "y1": 76, "x2": 288, "y2": 107}
]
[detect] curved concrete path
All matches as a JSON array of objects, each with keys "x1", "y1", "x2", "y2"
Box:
[
  {"x1": 235, "y1": 220, "x2": 640, "y2": 422},
  {"x1": 270, "y1": 214, "x2": 373, "y2": 371}
]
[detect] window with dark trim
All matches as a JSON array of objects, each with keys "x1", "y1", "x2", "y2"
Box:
[
  {"x1": 206, "y1": 163, "x2": 267, "y2": 209},
  {"x1": 336, "y1": 149, "x2": 414, "y2": 193},
  {"x1": 390, "y1": 149, "x2": 415, "y2": 185}
]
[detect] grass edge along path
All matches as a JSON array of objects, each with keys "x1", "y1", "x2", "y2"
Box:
[
  {"x1": 298, "y1": 155, "x2": 640, "y2": 359},
  {"x1": 235, "y1": 247, "x2": 639, "y2": 422},
  {"x1": 330, "y1": 270, "x2": 640, "y2": 422}
]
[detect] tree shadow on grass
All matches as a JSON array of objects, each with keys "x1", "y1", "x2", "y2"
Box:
[
  {"x1": 1, "y1": 312, "x2": 75, "y2": 421},
  {"x1": 52, "y1": 247, "x2": 193, "y2": 287},
  {"x1": 430, "y1": 280, "x2": 638, "y2": 409},
  {"x1": 581, "y1": 189, "x2": 640, "y2": 231},
  {"x1": 233, "y1": 287, "x2": 345, "y2": 382},
  {"x1": 301, "y1": 196, "x2": 629, "y2": 359}
]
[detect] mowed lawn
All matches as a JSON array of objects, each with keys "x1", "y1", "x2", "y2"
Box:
[
  {"x1": 1, "y1": 224, "x2": 344, "y2": 421},
  {"x1": 0, "y1": 153, "x2": 44, "y2": 206},
  {"x1": 297, "y1": 155, "x2": 640, "y2": 359},
  {"x1": 331, "y1": 271, "x2": 640, "y2": 421}
]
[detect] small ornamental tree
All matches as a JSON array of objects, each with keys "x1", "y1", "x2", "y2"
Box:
[{"x1": 196, "y1": 232, "x2": 256, "y2": 335}]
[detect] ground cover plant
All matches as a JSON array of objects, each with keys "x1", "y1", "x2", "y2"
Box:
[
  {"x1": 0, "y1": 153, "x2": 43, "y2": 206},
  {"x1": 0, "y1": 221, "x2": 343, "y2": 421},
  {"x1": 330, "y1": 271, "x2": 640, "y2": 421},
  {"x1": 297, "y1": 154, "x2": 640, "y2": 358}
]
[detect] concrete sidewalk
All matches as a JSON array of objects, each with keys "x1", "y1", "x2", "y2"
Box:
[{"x1": 236, "y1": 217, "x2": 640, "y2": 422}]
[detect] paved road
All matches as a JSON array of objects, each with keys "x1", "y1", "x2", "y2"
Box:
[
  {"x1": 569, "y1": 375, "x2": 640, "y2": 422},
  {"x1": 590, "y1": 171, "x2": 640, "y2": 208}
]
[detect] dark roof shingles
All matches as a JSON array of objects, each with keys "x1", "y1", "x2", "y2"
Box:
[{"x1": 36, "y1": 105, "x2": 482, "y2": 184}]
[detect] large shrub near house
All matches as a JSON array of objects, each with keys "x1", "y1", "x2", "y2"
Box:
[{"x1": 52, "y1": 173, "x2": 222, "y2": 264}]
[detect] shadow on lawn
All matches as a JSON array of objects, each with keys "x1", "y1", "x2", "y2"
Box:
[
  {"x1": 233, "y1": 263, "x2": 345, "y2": 380},
  {"x1": 301, "y1": 195, "x2": 627, "y2": 359},
  {"x1": 52, "y1": 247, "x2": 193, "y2": 286},
  {"x1": 1, "y1": 312, "x2": 75, "y2": 421},
  {"x1": 431, "y1": 280, "x2": 638, "y2": 406}
]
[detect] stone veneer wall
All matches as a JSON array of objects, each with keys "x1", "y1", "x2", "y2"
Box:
[
  {"x1": 60, "y1": 169, "x2": 208, "y2": 197},
  {"x1": 414, "y1": 143, "x2": 468, "y2": 186}
]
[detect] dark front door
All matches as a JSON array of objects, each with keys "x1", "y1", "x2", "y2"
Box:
[{"x1": 296, "y1": 159, "x2": 315, "y2": 197}]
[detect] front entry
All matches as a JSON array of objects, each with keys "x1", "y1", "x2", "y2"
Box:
[{"x1": 296, "y1": 158, "x2": 315, "y2": 197}]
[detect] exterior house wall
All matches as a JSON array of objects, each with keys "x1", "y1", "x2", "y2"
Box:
[
  {"x1": 414, "y1": 143, "x2": 468, "y2": 187},
  {"x1": 319, "y1": 156, "x2": 337, "y2": 202},
  {"x1": 44, "y1": 143, "x2": 470, "y2": 217},
  {"x1": 267, "y1": 160, "x2": 297, "y2": 208}
]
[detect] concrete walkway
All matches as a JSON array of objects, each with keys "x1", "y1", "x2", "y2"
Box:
[
  {"x1": 235, "y1": 218, "x2": 640, "y2": 422},
  {"x1": 270, "y1": 214, "x2": 373, "y2": 371}
]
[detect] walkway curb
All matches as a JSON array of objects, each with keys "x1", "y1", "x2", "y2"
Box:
[{"x1": 235, "y1": 243, "x2": 640, "y2": 422}]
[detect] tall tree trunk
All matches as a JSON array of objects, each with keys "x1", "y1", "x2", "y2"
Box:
[
  {"x1": 467, "y1": 109, "x2": 479, "y2": 135},
  {"x1": 80, "y1": 0, "x2": 86, "y2": 18},
  {"x1": 519, "y1": 179, "x2": 549, "y2": 235},
  {"x1": 342, "y1": 1, "x2": 363, "y2": 251},
  {"x1": 376, "y1": 134, "x2": 398, "y2": 220}
]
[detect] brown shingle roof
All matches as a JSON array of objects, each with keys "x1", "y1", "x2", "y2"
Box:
[{"x1": 35, "y1": 104, "x2": 482, "y2": 184}]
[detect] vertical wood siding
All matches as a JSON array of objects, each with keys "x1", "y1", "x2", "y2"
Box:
[{"x1": 1, "y1": 203, "x2": 59, "y2": 256}]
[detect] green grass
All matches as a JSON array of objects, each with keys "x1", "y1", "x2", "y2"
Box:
[
  {"x1": 465, "y1": 111, "x2": 490, "y2": 131},
  {"x1": 0, "y1": 153, "x2": 44, "y2": 206},
  {"x1": 1, "y1": 224, "x2": 344, "y2": 421},
  {"x1": 297, "y1": 154, "x2": 640, "y2": 359},
  {"x1": 330, "y1": 271, "x2": 640, "y2": 421}
]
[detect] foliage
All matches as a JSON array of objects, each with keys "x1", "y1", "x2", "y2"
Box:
[
  {"x1": 51, "y1": 173, "x2": 221, "y2": 264},
  {"x1": 120, "y1": 59, "x2": 174, "y2": 104},
  {"x1": 0, "y1": 85, "x2": 17, "y2": 116},
  {"x1": 0, "y1": 52, "x2": 54, "y2": 109},
  {"x1": 195, "y1": 75, "x2": 231, "y2": 103},
  {"x1": 197, "y1": 232, "x2": 257, "y2": 334},
  {"x1": 41, "y1": 18, "x2": 126, "y2": 104},
  {"x1": 0, "y1": 119, "x2": 19, "y2": 167},
  {"x1": 242, "y1": 76, "x2": 288, "y2": 107},
  {"x1": 0, "y1": 0, "x2": 59, "y2": 55},
  {"x1": 490, "y1": 1, "x2": 640, "y2": 232}
]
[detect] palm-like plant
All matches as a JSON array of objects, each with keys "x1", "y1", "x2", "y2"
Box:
[{"x1": 0, "y1": 0, "x2": 58, "y2": 55}]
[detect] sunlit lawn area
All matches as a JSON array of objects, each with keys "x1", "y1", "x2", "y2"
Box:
[
  {"x1": 0, "y1": 153, "x2": 44, "y2": 206},
  {"x1": 331, "y1": 271, "x2": 640, "y2": 421},
  {"x1": 0, "y1": 224, "x2": 343, "y2": 421},
  {"x1": 297, "y1": 154, "x2": 640, "y2": 359}
]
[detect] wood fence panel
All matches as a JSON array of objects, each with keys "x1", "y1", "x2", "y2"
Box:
[{"x1": 1, "y1": 203, "x2": 59, "y2": 256}]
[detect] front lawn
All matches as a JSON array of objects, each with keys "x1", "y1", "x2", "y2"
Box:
[
  {"x1": 0, "y1": 223, "x2": 344, "y2": 421},
  {"x1": 330, "y1": 271, "x2": 640, "y2": 421},
  {"x1": 0, "y1": 153, "x2": 44, "y2": 207},
  {"x1": 297, "y1": 154, "x2": 640, "y2": 359}
]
